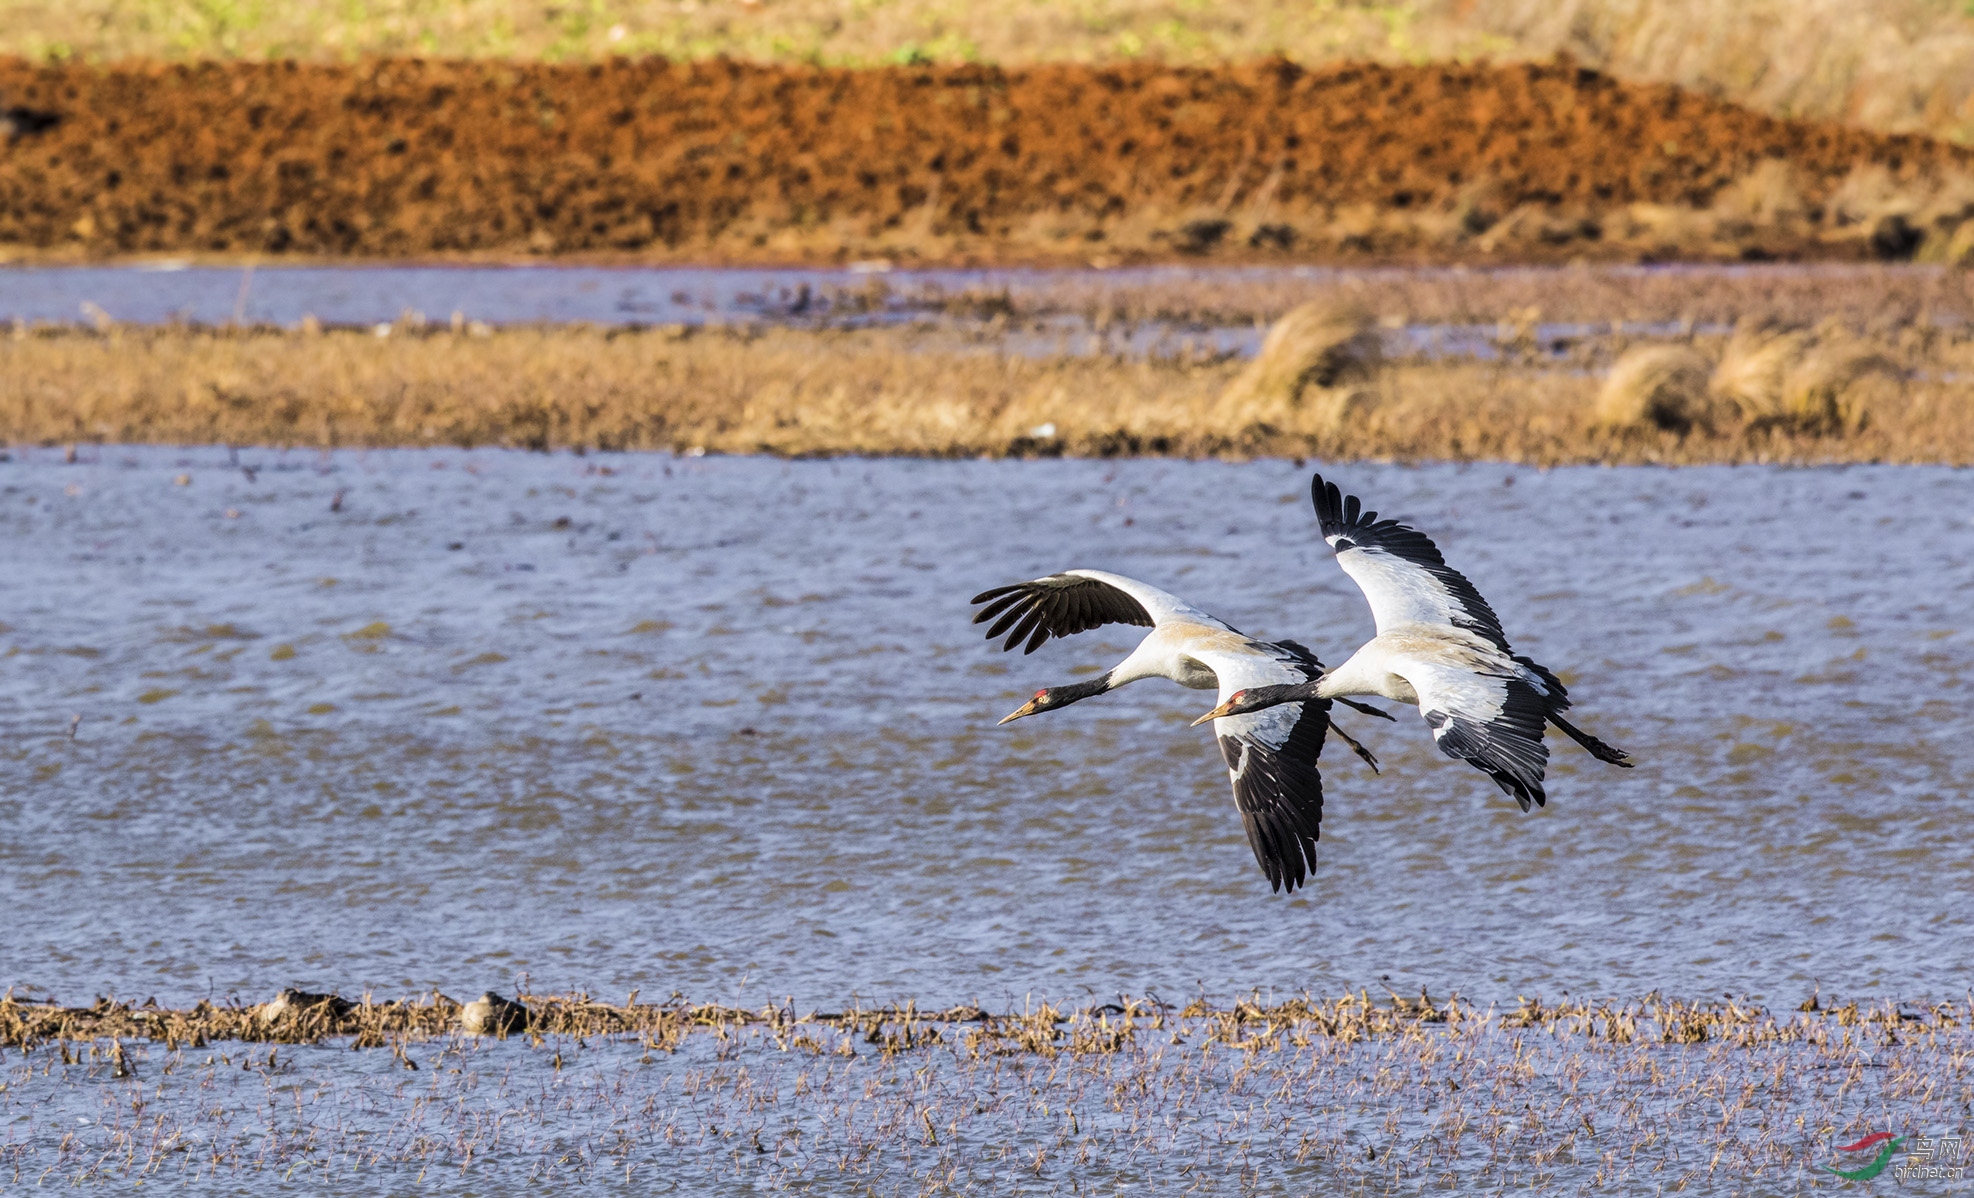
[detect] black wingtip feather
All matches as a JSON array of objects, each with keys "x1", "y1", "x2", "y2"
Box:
[
  {"x1": 1311, "y1": 474, "x2": 1336, "y2": 527},
  {"x1": 968, "y1": 573, "x2": 1156, "y2": 651},
  {"x1": 984, "y1": 603, "x2": 1031, "y2": 642},
  {"x1": 1003, "y1": 609, "x2": 1045, "y2": 653},
  {"x1": 1219, "y1": 715, "x2": 1325, "y2": 895},
  {"x1": 972, "y1": 593, "x2": 1024, "y2": 624}
]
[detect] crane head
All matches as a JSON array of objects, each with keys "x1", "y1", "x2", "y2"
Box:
[
  {"x1": 996, "y1": 673, "x2": 1113, "y2": 725},
  {"x1": 998, "y1": 687, "x2": 1062, "y2": 725},
  {"x1": 1191, "y1": 681, "x2": 1309, "y2": 725}
]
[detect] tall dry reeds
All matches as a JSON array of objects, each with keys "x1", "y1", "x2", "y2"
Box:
[{"x1": 3, "y1": 319, "x2": 1970, "y2": 464}]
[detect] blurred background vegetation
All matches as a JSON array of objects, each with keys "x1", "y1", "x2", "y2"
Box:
[{"x1": 4, "y1": 1, "x2": 1974, "y2": 142}]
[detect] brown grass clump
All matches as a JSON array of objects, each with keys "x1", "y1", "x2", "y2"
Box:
[
  {"x1": 1215, "y1": 301, "x2": 1381, "y2": 433},
  {"x1": 1711, "y1": 322, "x2": 1815, "y2": 424},
  {"x1": 1782, "y1": 344, "x2": 1906, "y2": 433},
  {"x1": 1596, "y1": 322, "x2": 1912, "y2": 438},
  {"x1": 1592, "y1": 344, "x2": 1717, "y2": 434},
  {"x1": 1709, "y1": 322, "x2": 1908, "y2": 433}
]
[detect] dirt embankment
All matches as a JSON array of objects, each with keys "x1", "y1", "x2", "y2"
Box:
[{"x1": 2, "y1": 57, "x2": 1972, "y2": 265}]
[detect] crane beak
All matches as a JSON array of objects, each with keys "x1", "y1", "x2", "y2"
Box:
[
  {"x1": 997, "y1": 698, "x2": 1043, "y2": 725},
  {"x1": 1190, "y1": 699, "x2": 1239, "y2": 727}
]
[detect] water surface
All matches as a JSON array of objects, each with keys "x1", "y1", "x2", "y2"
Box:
[{"x1": 0, "y1": 450, "x2": 1968, "y2": 1009}]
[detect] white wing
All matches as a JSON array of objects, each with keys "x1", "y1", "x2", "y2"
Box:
[
  {"x1": 1311, "y1": 475, "x2": 1511, "y2": 650},
  {"x1": 1403, "y1": 656, "x2": 1551, "y2": 812},
  {"x1": 969, "y1": 568, "x2": 1232, "y2": 654}
]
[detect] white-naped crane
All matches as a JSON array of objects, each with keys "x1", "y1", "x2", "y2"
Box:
[
  {"x1": 971, "y1": 570, "x2": 1393, "y2": 893},
  {"x1": 1195, "y1": 475, "x2": 1632, "y2": 811}
]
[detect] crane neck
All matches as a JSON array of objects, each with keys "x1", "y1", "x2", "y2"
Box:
[{"x1": 1046, "y1": 672, "x2": 1115, "y2": 707}]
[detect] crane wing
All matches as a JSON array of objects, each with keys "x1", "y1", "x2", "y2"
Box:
[
  {"x1": 1405, "y1": 658, "x2": 1552, "y2": 812},
  {"x1": 1311, "y1": 474, "x2": 1511, "y2": 652},
  {"x1": 1193, "y1": 642, "x2": 1332, "y2": 894},
  {"x1": 969, "y1": 569, "x2": 1228, "y2": 654}
]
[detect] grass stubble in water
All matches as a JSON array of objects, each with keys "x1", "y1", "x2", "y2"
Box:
[{"x1": 0, "y1": 990, "x2": 1968, "y2": 1192}]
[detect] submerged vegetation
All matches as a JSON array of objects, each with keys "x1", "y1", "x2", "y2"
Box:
[
  {"x1": 1, "y1": 988, "x2": 1965, "y2": 1188},
  {"x1": 2, "y1": 985, "x2": 1954, "y2": 1053}
]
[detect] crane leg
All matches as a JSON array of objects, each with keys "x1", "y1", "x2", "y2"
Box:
[
  {"x1": 1330, "y1": 721, "x2": 1382, "y2": 774},
  {"x1": 1336, "y1": 697, "x2": 1395, "y2": 721}
]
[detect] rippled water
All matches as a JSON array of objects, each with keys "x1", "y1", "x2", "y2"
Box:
[{"x1": 1, "y1": 448, "x2": 1969, "y2": 1011}]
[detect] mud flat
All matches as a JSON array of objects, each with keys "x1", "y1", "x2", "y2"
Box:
[{"x1": 4, "y1": 58, "x2": 1974, "y2": 266}]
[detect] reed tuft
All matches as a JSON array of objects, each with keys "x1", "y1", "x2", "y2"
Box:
[
  {"x1": 1782, "y1": 344, "x2": 1905, "y2": 434},
  {"x1": 1216, "y1": 301, "x2": 1383, "y2": 434},
  {"x1": 1593, "y1": 344, "x2": 1718, "y2": 434},
  {"x1": 1711, "y1": 322, "x2": 1815, "y2": 425}
]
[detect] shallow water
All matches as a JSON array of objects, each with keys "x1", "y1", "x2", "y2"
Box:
[
  {"x1": 1, "y1": 263, "x2": 949, "y2": 327},
  {"x1": 0, "y1": 449, "x2": 1970, "y2": 1011},
  {"x1": 0, "y1": 262, "x2": 1833, "y2": 363}
]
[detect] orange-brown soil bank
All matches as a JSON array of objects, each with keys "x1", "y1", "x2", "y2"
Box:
[{"x1": 2, "y1": 58, "x2": 1971, "y2": 265}]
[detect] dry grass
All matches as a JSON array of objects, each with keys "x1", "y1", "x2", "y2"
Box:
[
  {"x1": 1593, "y1": 344, "x2": 1716, "y2": 433},
  {"x1": 2, "y1": 985, "x2": 1958, "y2": 1053},
  {"x1": 1597, "y1": 319, "x2": 1915, "y2": 437},
  {"x1": 6, "y1": 1, "x2": 1974, "y2": 143},
  {"x1": 1712, "y1": 322, "x2": 1817, "y2": 423},
  {"x1": 1784, "y1": 344, "x2": 1907, "y2": 432},
  {"x1": 5, "y1": 315, "x2": 1974, "y2": 464}
]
